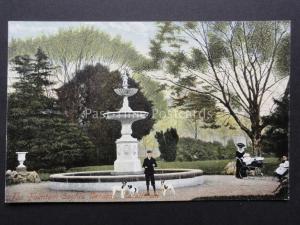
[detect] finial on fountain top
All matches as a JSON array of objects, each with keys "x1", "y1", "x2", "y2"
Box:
[
  {"x1": 114, "y1": 69, "x2": 138, "y2": 97},
  {"x1": 121, "y1": 69, "x2": 129, "y2": 89}
]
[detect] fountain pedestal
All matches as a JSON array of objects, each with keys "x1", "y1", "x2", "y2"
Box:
[
  {"x1": 104, "y1": 112, "x2": 148, "y2": 173},
  {"x1": 114, "y1": 137, "x2": 141, "y2": 173}
]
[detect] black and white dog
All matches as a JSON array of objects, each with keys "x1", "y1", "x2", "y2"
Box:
[
  {"x1": 112, "y1": 181, "x2": 128, "y2": 199},
  {"x1": 160, "y1": 180, "x2": 176, "y2": 196},
  {"x1": 127, "y1": 184, "x2": 139, "y2": 197}
]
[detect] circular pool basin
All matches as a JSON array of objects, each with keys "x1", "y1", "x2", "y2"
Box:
[{"x1": 49, "y1": 169, "x2": 203, "y2": 191}]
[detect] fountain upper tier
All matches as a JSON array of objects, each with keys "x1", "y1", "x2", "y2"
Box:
[
  {"x1": 103, "y1": 70, "x2": 149, "y2": 119},
  {"x1": 103, "y1": 86, "x2": 149, "y2": 120},
  {"x1": 114, "y1": 88, "x2": 138, "y2": 97}
]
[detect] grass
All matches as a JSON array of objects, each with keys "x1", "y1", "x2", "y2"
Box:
[
  {"x1": 38, "y1": 157, "x2": 279, "y2": 181},
  {"x1": 38, "y1": 173, "x2": 50, "y2": 181},
  {"x1": 66, "y1": 160, "x2": 231, "y2": 174},
  {"x1": 158, "y1": 159, "x2": 231, "y2": 174},
  {"x1": 68, "y1": 165, "x2": 114, "y2": 172},
  {"x1": 67, "y1": 157, "x2": 279, "y2": 175}
]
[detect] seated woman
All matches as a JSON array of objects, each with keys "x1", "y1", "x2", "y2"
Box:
[{"x1": 274, "y1": 156, "x2": 289, "y2": 180}]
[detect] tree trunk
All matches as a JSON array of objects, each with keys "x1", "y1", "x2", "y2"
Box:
[
  {"x1": 194, "y1": 118, "x2": 198, "y2": 139},
  {"x1": 251, "y1": 134, "x2": 262, "y2": 156},
  {"x1": 249, "y1": 102, "x2": 263, "y2": 156}
]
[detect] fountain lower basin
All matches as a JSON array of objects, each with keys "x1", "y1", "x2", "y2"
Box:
[{"x1": 48, "y1": 169, "x2": 203, "y2": 191}]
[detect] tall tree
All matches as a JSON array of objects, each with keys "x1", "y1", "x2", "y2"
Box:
[
  {"x1": 57, "y1": 64, "x2": 155, "y2": 164},
  {"x1": 9, "y1": 26, "x2": 146, "y2": 84},
  {"x1": 148, "y1": 21, "x2": 290, "y2": 155},
  {"x1": 7, "y1": 49, "x2": 96, "y2": 170}
]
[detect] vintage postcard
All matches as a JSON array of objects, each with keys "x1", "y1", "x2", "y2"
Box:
[{"x1": 5, "y1": 21, "x2": 290, "y2": 202}]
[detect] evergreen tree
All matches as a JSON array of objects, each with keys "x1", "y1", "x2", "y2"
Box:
[
  {"x1": 261, "y1": 90, "x2": 289, "y2": 157},
  {"x1": 7, "y1": 48, "x2": 96, "y2": 170},
  {"x1": 155, "y1": 128, "x2": 179, "y2": 161}
]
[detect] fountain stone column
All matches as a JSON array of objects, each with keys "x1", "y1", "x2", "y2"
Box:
[{"x1": 103, "y1": 70, "x2": 149, "y2": 173}]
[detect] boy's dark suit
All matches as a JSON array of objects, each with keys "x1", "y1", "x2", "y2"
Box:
[{"x1": 142, "y1": 157, "x2": 157, "y2": 191}]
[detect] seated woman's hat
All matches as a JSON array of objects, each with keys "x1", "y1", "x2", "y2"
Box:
[{"x1": 237, "y1": 143, "x2": 245, "y2": 148}]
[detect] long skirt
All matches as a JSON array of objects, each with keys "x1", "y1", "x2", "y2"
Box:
[{"x1": 236, "y1": 159, "x2": 247, "y2": 178}]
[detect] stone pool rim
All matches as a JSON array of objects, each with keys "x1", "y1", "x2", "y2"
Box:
[{"x1": 49, "y1": 169, "x2": 203, "y2": 183}]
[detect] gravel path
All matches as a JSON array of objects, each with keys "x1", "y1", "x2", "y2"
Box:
[{"x1": 5, "y1": 175, "x2": 280, "y2": 203}]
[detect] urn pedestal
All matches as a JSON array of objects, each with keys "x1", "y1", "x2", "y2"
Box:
[{"x1": 16, "y1": 152, "x2": 28, "y2": 172}]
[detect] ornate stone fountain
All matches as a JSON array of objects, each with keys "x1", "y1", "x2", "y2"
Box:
[
  {"x1": 103, "y1": 70, "x2": 148, "y2": 173},
  {"x1": 49, "y1": 69, "x2": 203, "y2": 193}
]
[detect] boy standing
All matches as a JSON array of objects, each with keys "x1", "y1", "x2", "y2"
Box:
[{"x1": 142, "y1": 150, "x2": 158, "y2": 196}]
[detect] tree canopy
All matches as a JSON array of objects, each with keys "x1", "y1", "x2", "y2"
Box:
[
  {"x1": 9, "y1": 26, "x2": 147, "y2": 84},
  {"x1": 132, "y1": 73, "x2": 168, "y2": 120},
  {"x1": 147, "y1": 21, "x2": 290, "y2": 155}
]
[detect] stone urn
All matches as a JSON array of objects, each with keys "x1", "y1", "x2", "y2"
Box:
[{"x1": 16, "y1": 152, "x2": 28, "y2": 172}]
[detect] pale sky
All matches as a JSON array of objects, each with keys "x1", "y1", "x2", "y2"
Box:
[{"x1": 8, "y1": 21, "x2": 157, "y2": 56}]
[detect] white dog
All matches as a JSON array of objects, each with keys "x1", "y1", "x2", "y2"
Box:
[
  {"x1": 160, "y1": 180, "x2": 175, "y2": 196},
  {"x1": 127, "y1": 184, "x2": 139, "y2": 197},
  {"x1": 112, "y1": 181, "x2": 128, "y2": 199}
]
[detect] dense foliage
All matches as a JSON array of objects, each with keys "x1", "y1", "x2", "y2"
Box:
[
  {"x1": 7, "y1": 49, "x2": 96, "y2": 170},
  {"x1": 176, "y1": 137, "x2": 236, "y2": 161},
  {"x1": 172, "y1": 92, "x2": 222, "y2": 139},
  {"x1": 132, "y1": 73, "x2": 168, "y2": 120},
  {"x1": 155, "y1": 128, "x2": 179, "y2": 161},
  {"x1": 9, "y1": 26, "x2": 146, "y2": 84},
  {"x1": 262, "y1": 90, "x2": 289, "y2": 157},
  {"x1": 57, "y1": 64, "x2": 155, "y2": 164}
]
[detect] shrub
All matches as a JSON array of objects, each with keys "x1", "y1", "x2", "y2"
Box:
[
  {"x1": 176, "y1": 137, "x2": 235, "y2": 161},
  {"x1": 155, "y1": 128, "x2": 179, "y2": 161}
]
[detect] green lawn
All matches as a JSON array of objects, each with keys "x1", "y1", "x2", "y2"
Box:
[
  {"x1": 68, "y1": 157, "x2": 278, "y2": 175},
  {"x1": 66, "y1": 160, "x2": 230, "y2": 174},
  {"x1": 39, "y1": 157, "x2": 279, "y2": 181}
]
